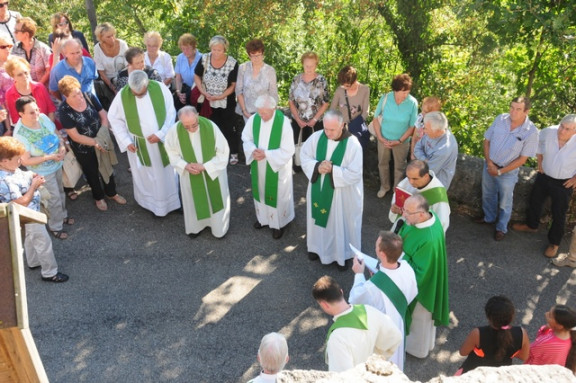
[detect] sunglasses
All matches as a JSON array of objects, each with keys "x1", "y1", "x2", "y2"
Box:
[
  {"x1": 0, "y1": 44, "x2": 12, "y2": 49},
  {"x1": 57, "y1": 21, "x2": 69, "y2": 27},
  {"x1": 0, "y1": 2, "x2": 8, "y2": 8}
]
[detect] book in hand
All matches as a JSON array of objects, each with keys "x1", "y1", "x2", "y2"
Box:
[
  {"x1": 394, "y1": 186, "x2": 412, "y2": 209},
  {"x1": 349, "y1": 244, "x2": 379, "y2": 273}
]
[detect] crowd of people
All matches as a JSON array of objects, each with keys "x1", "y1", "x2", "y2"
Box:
[{"x1": 0, "y1": 4, "x2": 575, "y2": 380}]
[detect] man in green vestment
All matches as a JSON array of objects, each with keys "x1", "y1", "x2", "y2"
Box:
[
  {"x1": 398, "y1": 194, "x2": 449, "y2": 359},
  {"x1": 312, "y1": 275, "x2": 401, "y2": 372}
]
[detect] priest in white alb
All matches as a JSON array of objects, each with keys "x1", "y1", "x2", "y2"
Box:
[
  {"x1": 301, "y1": 110, "x2": 363, "y2": 271},
  {"x1": 109, "y1": 70, "x2": 181, "y2": 216},
  {"x1": 242, "y1": 95, "x2": 294, "y2": 239},
  {"x1": 165, "y1": 106, "x2": 230, "y2": 238}
]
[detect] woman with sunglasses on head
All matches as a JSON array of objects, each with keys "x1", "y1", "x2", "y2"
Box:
[
  {"x1": 11, "y1": 17, "x2": 52, "y2": 87},
  {"x1": 48, "y1": 13, "x2": 90, "y2": 53}
]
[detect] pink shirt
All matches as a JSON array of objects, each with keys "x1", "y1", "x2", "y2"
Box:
[
  {"x1": 6, "y1": 81, "x2": 60, "y2": 129},
  {"x1": 525, "y1": 326, "x2": 571, "y2": 366}
]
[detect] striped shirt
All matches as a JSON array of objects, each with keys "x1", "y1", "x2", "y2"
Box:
[
  {"x1": 525, "y1": 326, "x2": 571, "y2": 366},
  {"x1": 484, "y1": 113, "x2": 538, "y2": 167}
]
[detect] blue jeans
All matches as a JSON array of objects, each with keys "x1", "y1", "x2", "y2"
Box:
[{"x1": 481, "y1": 163, "x2": 519, "y2": 233}]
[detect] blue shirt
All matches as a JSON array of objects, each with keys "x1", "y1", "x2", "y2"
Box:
[
  {"x1": 374, "y1": 92, "x2": 418, "y2": 140},
  {"x1": 0, "y1": 168, "x2": 41, "y2": 212},
  {"x1": 49, "y1": 56, "x2": 97, "y2": 94},
  {"x1": 175, "y1": 50, "x2": 202, "y2": 88},
  {"x1": 484, "y1": 113, "x2": 538, "y2": 167}
]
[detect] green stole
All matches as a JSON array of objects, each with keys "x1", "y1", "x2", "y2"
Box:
[
  {"x1": 311, "y1": 133, "x2": 348, "y2": 228},
  {"x1": 326, "y1": 305, "x2": 368, "y2": 342},
  {"x1": 370, "y1": 271, "x2": 412, "y2": 334},
  {"x1": 176, "y1": 118, "x2": 224, "y2": 220},
  {"x1": 250, "y1": 110, "x2": 284, "y2": 208},
  {"x1": 121, "y1": 81, "x2": 170, "y2": 167},
  {"x1": 420, "y1": 186, "x2": 449, "y2": 205}
]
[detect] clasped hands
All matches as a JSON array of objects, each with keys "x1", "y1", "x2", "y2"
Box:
[
  {"x1": 318, "y1": 160, "x2": 332, "y2": 174},
  {"x1": 185, "y1": 163, "x2": 205, "y2": 175},
  {"x1": 253, "y1": 148, "x2": 266, "y2": 161}
]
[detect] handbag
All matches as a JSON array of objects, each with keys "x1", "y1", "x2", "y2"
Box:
[
  {"x1": 62, "y1": 150, "x2": 83, "y2": 188},
  {"x1": 344, "y1": 89, "x2": 370, "y2": 148},
  {"x1": 368, "y1": 93, "x2": 388, "y2": 136},
  {"x1": 294, "y1": 126, "x2": 313, "y2": 167}
]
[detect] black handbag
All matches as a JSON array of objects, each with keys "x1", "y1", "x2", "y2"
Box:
[{"x1": 344, "y1": 89, "x2": 370, "y2": 148}]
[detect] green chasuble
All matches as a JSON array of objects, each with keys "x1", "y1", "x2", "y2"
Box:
[
  {"x1": 326, "y1": 305, "x2": 368, "y2": 342},
  {"x1": 250, "y1": 110, "x2": 284, "y2": 208},
  {"x1": 121, "y1": 81, "x2": 170, "y2": 167},
  {"x1": 176, "y1": 118, "x2": 224, "y2": 220},
  {"x1": 311, "y1": 133, "x2": 349, "y2": 228},
  {"x1": 370, "y1": 271, "x2": 412, "y2": 334},
  {"x1": 398, "y1": 212, "x2": 449, "y2": 326},
  {"x1": 420, "y1": 186, "x2": 449, "y2": 206}
]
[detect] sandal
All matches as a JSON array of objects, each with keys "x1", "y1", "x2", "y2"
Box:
[
  {"x1": 67, "y1": 191, "x2": 79, "y2": 200},
  {"x1": 63, "y1": 217, "x2": 75, "y2": 225},
  {"x1": 42, "y1": 272, "x2": 69, "y2": 283},
  {"x1": 50, "y1": 230, "x2": 68, "y2": 240}
]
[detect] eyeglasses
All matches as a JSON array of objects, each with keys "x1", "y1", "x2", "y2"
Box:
[
  {"x1": 0, "y1": 44, "x2": 12, "y2": 49},
  {"x1": 403, "y1": 210, "x2": 424, "y2": 216},
  {"x1": 249, "y1": 53, "x2": 264, "y2": 59},
  {"x1": 14, "y1": 29, "x2": 22, "y2": 33},
  {"x1": 15, "y1": 70, "x2": 29, "y2": 77},
  {"x1": 57, "y1": 20, "x2": 69, "y2": 27},
  {"x1": 0, "y1": 2, "x2": 9, "y2": 8}
]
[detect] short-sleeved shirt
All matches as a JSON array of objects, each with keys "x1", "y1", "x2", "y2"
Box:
[
  {"x1": 59, "y1": 93, "x2": 102, "y2": 154},
  {"x1": 93, "y1": 39, "x2": 128, "y2": 80},
  {"x1": 235, "y1": 61, "x2": 278, "y2": 115},
  {"x1": 484, "y1": 113, "x2": 538, "y2": 167},
  {"x1": 115, "y1": 66, "x2": 162, "y2": 90},
  {"x1": 145, "y1": 50, "x2": 175, "y2": 82},
  {"x1": 288, "y1": 73, "x2": 330, "y2": 121},
  {"x1": 0, "y1": 168, "x2": 40, "y2": 212},
  {"x1": 374, "y1": 92, "x2": 418, "y2": 140},
  {"x1": 0, "y1": 11, "x2": 22, "y2": 44},
  {"x1": 195, "y1": 54, "x2": 238, "y2": 110},
  {"x1": 6, "y1": 81, "x2": 56, "y2": 126},
  {"x1": 13, "y1": 114, "x2": 62, "y2": 175},
  {"x1": 538, "y1": 125, "x2": 576, "y2": 179},
  {"x1": 49, "y1": 56, "x2": 97, "y2": 94},
  {"x1": 175, "y1": 50, "x2": 202, "y2": 88},
  {"x1": 11, "y1": 38, "x2": 52, "y2": 84}
]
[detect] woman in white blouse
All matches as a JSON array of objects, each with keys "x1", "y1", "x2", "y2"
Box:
[
  {"x1": 93, "y1": 22, "x2": 127, "y2": 107},
  {"x1": 143, "y1": 31, "x2": 174, "y2": 87}
]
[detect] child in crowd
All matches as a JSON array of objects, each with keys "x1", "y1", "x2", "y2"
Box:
[
  {"x1": 525, "y1": 304, "x2": 576, "y2": 373},
  {"x1": 456, "y1": 295, "x2": 529, "y2": 375},
  {"x1": 410, "y1": 96, "x2": 441, "y2": 159}
]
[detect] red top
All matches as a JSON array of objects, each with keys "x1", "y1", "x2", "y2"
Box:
[
  {"x1": 6, "y1": 81, "x2": 62, "y2": 130},
  {"x1": 525, "y1": 326, "x2": 572, "y2": 366}
]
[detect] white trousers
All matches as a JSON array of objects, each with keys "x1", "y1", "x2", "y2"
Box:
[
  {"x1": 24, "y1": 223, "x2": 58, "y2": 278},
  {"x1": 43, "y1": 168, "x2": 67, "y2": 231}
]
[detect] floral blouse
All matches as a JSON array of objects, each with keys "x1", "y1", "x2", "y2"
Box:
[
  {"x1": 0, "y1": 168, "x2": 40, "y2": 212},
  {"x1": 289, "y1": 73, "x2": 330, "y2": 121}
]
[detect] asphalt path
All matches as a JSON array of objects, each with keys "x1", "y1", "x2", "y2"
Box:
[{"x1": 24, "y1": 151, "x2": 576, "y2": 382}]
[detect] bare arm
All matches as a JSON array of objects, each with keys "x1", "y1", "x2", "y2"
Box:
[{"x1": 459, "y1": 328, "x2": 480, "y2": 356}]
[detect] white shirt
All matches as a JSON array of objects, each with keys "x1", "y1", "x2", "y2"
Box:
[{"x1": 538, "y1": 125, "x2": 576, "y2": 179}]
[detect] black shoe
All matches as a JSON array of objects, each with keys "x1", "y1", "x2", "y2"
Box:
[
  {"x1": 293, "y1": 165, "x2": 302, "y2": 173},
  {"x1": 188, "y1": 232, "x2": 200, "y2": 239},
  {"x1": 254, "y1": 221, "x2": 265, "y2": 229},
  {"x1": 494, "y1": 230, "x2": 505, "y2": 241},
  {"x1": 272, "y1": 228, "x2": 284, "y2": 239},
  {"x1": 308, "y1": 252, "x2": 319, "y2": 261},
  {"x1": 42, "y1": 272, "x2": 69, "y2": 283}
]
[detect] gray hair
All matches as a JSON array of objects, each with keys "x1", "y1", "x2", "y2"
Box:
[
  {"x1": 423, "y1": 111, "x2": 448, "y2": 132},
  {"x1": 323, "y1": 110, "x2": 344, "y2": 125},
  {"x1": 407, "y1": 194, "x2": 429, "y2": 212},
  {"x1": 209, "y1": 35, "x2": 229, "y2": 51},
  {"x1": 254, "y1": 95, "x2": 277, "y2": 109},
  {"x1": 560, "y1": 114, "x2": 576, "y2": 126},
  {"x1": 178, "y1": 105, "x2": 199, "y2": 119},
  {"x1": 128, "y1": 70, "x2": 149, "y2": 92},
  {"x1": 62, "y1": 38, "x2": 82, "y2": 53},
  {"x1": 257, "y1": 332, "x2": 288, "y2": 374}
]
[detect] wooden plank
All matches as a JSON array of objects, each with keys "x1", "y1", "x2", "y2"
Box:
[
  {"x1": 0, "y1": 328, "x2": 41, "y2": 383},
  {"x1": 0, "y1": 214, "x2": 17, "y2": 328}
]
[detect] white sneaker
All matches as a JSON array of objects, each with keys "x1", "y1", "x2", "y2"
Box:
[
  {"x1": 229, "y1": 154, "x2": 239, "y2": 165},
  {"x1": 377, "y1": 188, "x2": 387, "y2": 198},
  {"x1": 553, "y1": 253, "x2": 576, "y2": 268}
]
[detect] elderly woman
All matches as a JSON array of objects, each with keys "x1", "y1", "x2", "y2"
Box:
[
  {"x1": 115, "y1": 47, "x2": 162, "y2": 89},
  {"x1": 93, "y1": 22, "x2": 128, "y2": 106},
  {"x1": 373, "y1": 73, "x2": 418, "y2": 198},
  {"x1": 289, "y1": 52, "x2": 330, "y2": 150},
  {"x1": 330, "y1": 65, "x2": 370, "y2": 149},
  {"x1": 12, "y1": 96, "x2": 71, "y2": 239},
  {"x1": 5, "y1": 56, "x2": 58, "y2": 127},
  {"x1": 235, "y1": 39, "x2": 278, "y2": 122},
  {"x1": 174, "y1": 33, "x2": 202, "y2": 110},
  {"x1": 48, "y1": 12, "x2": 90, "y2": 52},
  {"x1": 194, "y1": 35, "x2": 239, "y2": 164},
  {"x1": 144, "y1": 31, "x2": 174, "y2": 87},
  {"x1": 0, "y1": 33, "x2": 12, "y2": 135},
  {"x1": 0, "y1": 136, "x2": 68, "y2": 282},
  {"x1": 57, "y1": 75, "x2": 126, "y2": 211},
  {"x1": 11, "y1": 17, "x2": 51, "y2": 86}
]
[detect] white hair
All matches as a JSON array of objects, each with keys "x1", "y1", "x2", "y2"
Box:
[
  {"x1": 423, "y1": 111, "x2": 448, "y2": 132},
  {"x1": 178, "y1": 105, "x2": 199, "y2": 119},
  {"x1": 254, "y1": 95, "x2": 277, "y2": 109},
  {"x1": 560, "y1": 114, "x2": 576, "y2": 126},
  {"x1": 128, "y1": 70, "x2": 149, "y2": 92},
  {"x1": 62, "y1": 38, "x2": 82, "y2": 53},
  {"x1": 257, "y1": 332, "x2": 288, "y2": 374},
  {"x1": 323, "y1": 110, "x2": 344, "y2": 125},
  {"x1": 209, "y1": 35, "x2": 229, "y2": 51}
]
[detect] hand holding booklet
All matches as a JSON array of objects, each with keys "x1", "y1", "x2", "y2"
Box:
[
  {"x1": 394, "y1": 186, "x2": 412, "y2": 209},
  {"x1": 349, "y1": 243, "x2": 379, "y2": 273}
]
